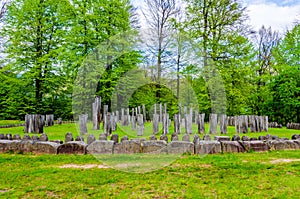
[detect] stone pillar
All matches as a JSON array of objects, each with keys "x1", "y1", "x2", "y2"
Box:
[
  {"x1": 163, "y1": 113, "x2": 169, "y2": 135},
  {"x1": 185, "y1": 108, "x2": 192, "y2": 134},
  {"x1": 79, "y1": 114, "x2": 88, "y2": 135},
  {"x1": 131, "y1": 108, "x2": 136, "y2": 130},
  {"x1": 219, "y1": 114, "x2": 227, "y2": 134},
  {"x1": 104, "y1": 113, "x2": 112, "y2": 135},
  {"x1": 241, "y1": 115, "x2": 248, "y2": 133},
  {"x1": 126, "y1": 108, "x2": 130, "y2": 126},
  {"x1": 137, "y1": 114, "x2": 144, "y2": 136},
  {"x1": 92, "y1": 96, "x2": 101, "y2": 130},
  {"x1": 103, "y1": 105, "x2": 108, "y2": 129},
  {"x1": 194, "y1": 111, "x2": 199, "y2": 124},
  {"x1": 174, "y1": 114, "x2": 180, "y2": 134},
  {"x1": 57, "y1": 118, "x2": 62, "y2": 125},
  {"x1": 159, "y1": 103, "x2": 163, "y2": 123},
  {"x1": 263, "y1": 116, "x2": 268, "y2": 132},
  {"x1": 153, "y1": 114, "x2": 159, "y2": 135},
  {"x1": 209, "y1": 113, "x2": 217, "y2": 134},
  {"x1": 45, "y1": 114, "x2": 54, "y2": 126},
  {"x1": 249, "y1": 115, "x2": 256, "y2": 133},
  {"x1": 235, "y1": 116, "x2": 241, "y2": 133},
  {"x1": 111, "y1": 112, "x2": 117, "y2": 132},
  {"x1": 121, "y1": 108, "x2": 125, "y2": 126},
  {"x1": 198, "y1": 113, "x2": 205, "y2": 134}
]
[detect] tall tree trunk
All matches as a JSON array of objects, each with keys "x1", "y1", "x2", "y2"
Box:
[{"x1": 35, "y1": 0, "x2": 44, "y2": 113}]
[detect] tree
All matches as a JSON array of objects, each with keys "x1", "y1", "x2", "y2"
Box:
[
  {"x1": 1, "y1": 0, "x2": 72, "y2": 115},
  {"x1": 250, "y1": 26, "x2": 280, "y2": 115},
  {"x1": 269, "y1": 24, "x2": 300, "y2": 124},
  {"x1": 185, "y1": 0, "x2": 252, "y2": 115},
  {"x1": 1, "y1": 0, "x2": 140, "y2": 119},
  {"x1": 70, "y1": 0, "x2": 142, "y2": 115},
  {"x1": 142, "y1": 0, "x2": 179, "y2": 83},
  {"x1": 185, "y1": 0, "x2": 247, "y2": 66}
]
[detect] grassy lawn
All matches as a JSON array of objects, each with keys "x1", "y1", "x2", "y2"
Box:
[
  {"x1": 0, "y1": 151, "x2": 299, "y2": 198},
  {"x1": 0, "y1": 121, "x2": 298, "y2": 141}
]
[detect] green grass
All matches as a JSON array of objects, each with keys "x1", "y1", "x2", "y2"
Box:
[
  {"x1": 0, "y1": 121, "x2": 298, "y2": 142},
  {"x1": 0, "y1": 120, "x2": 23, "y2": 126},
  {"x1": 0, "y1": 151, "x2": 299, "y2": 198}
]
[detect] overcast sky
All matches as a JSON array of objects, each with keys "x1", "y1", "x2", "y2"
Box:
[{"x1": 131, "y1": 0, "x2": 300, "y2": 33}]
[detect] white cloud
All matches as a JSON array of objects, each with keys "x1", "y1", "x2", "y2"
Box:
[{"x1": 245, "y1": 0, "x2": 300, "y2": 32}]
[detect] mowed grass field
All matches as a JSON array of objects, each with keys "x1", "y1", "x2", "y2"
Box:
[
  {"x1": 0, "y1": 121, "x2": 299, "y2": 141},
  {"x1": 0, "y1": 151, "x2": 299, "y2": 198},
  {"x1": 0, "y1": 121, "x2": 300, "y2": 198}
]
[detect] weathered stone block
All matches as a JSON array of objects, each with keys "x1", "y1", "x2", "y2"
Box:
[
  {"x1": 121, "y1": 136, "x2": 129, "y2": 142},
  {"x1": 130, "y1": 138, "x2": 146, "y2": 144},
  {"x1": 284, "y1": 140, "x2": 300, "y2": 150},
  {"x1": 6, "y1": 134, "x2": 12, "y2": 140},
  {"x1": 292, "y1": 134, "x2": 300, "y2": 140},
  {"x1": 99, "y1": 134, "x2": 107, "y2": 141},
  {"x1": 49, "y1": 140, "x2": 63, "y2": 144},
  {"x1": 31, "y1": 142, "x2": 59, "y2": 154},
  {"x1": 141, "y1": 140, "x2": 167, "y2": 154},
  {"x1": 167, "y1": 141, "x2": 194, "y2": 154},
  {"x1": 232, "y1": 135, "x2": 240, "y2": 141},
  {"x1": 258, "y1": 136, "x2": 266, "y2": 141},
  {"x1": 193, "y1": 134, "x2": 200, "y2": 144},
  {"x1": 0, "y1": 140, "x2": 20, "y2": 153},
  {"x1": 13, "y1": 134, "x2": 21, "y2": 140},
  {"x1": 39, "y1": 134, "x2": 48, "y2": 142},
  {"x1": 272, "y1": 136, "x2": 279, "y2": 140},
  {"x1": 22, "y1": 134, "x2": 31, "y2": 141},
  {"x1": 182, "y1": 134, "x2": 190, "y2": 142},
  {"x1": 265, "y1": 134, "x2": 272, "y2": 140},
  {"x1": 86, "y1": 140, "x2": 114, "y2": 154},
  {"x1": 75, "y1": 136, "x2": 84, "y2": 142},
  {"x1": 268, "y1": 140, "x2": 286, "y2": 150},
  {"x1": 293, "y1": 140, "x2": 300, "y2": 148},
  {"x1": 87, "y1": 134, "x2": 96, "y2": 145},
  {"x1": 221, "y1": 141, "x2": 245, "y2": 153},
  {"x1": 111, "y1": 134, "x2": 119, "y2": 144},
  {"x1": 149, "y1": 135, "x2": 157, "y2": 141},
  {"x1": 18, "y1": 140, "x2": 34, "y2": 153},
  {"x1": 160, "y1": 135, "x2": 168, "y2": 143},
  {"x1": 32, "y1": 135, "x2": 39, "y2": 141},
  {"x1": 239, "y1": 141, "x2": 269, "y2": 152},
  {"x1": 214, "y1": 136, "x2": 230, "y2": 142},
  {"x1": 57, "y1": 141, "x2": 87, "y2": 154},
  {"x1": 65, "y1": 132, "x2": 73, "y2": 143},
  {"x1": 203, "y1": 135, "x2": 211, "y2": 141},
  {"x1": 195, "y1": 141, "x2": 221, "y2": 154},
  {"x1": 241, "y1": 136, "x2": 249, "y2": 141},
  {"x1": 113, "y1": 140, "x2": 141, "y2": 154}
]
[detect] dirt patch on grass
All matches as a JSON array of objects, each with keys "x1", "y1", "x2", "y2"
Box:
[
  {"x1": 114, "y1": 163, "x2": 156, "y2": 169},
  {"x1": 270, "y1": 159, "x2": 300, "y2": 164},
  {"x1": 59, "y1": 164, "x2": 110, "y2": 169},
  {"x1": 171, "y1": 163, "x2": 212, "y2": 168},
  {"x1": 0, "y1": 189, "x2": 10, "y2": 193}
]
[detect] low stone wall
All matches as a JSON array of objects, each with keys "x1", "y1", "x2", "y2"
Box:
[
  {"x1": 287, "y1": 123, "x2": 300, "y2": 130},
  {"x1": 0, "y1": 133, "x2": 299, "y2": 155}
]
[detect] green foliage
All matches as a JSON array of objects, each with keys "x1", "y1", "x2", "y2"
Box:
[
  {"x1": 269, "y1": 24, "x2": 300, "y2": 123},
  {"x1": 1, "y1": 0, "x2": 140, "y2": 120},
  {"x1": 0, "y1": 0, "x2": 298, "y2": 123}
]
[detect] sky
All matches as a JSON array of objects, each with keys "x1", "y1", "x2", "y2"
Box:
[
  {"x1": 244, "y1": 0, "x2": 300, "y2": 32},
  {"x1": 131, "y1": 0, "x2": 300, "y2": 33}
]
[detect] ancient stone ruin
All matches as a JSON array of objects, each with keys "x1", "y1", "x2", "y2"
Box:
[{"x1": 0, "y1": 132, "x2": 299, "y2": 155}]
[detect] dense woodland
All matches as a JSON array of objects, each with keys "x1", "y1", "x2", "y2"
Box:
[{"x1": 0, "y1": 0, "x2": 299, "y2": 125}]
